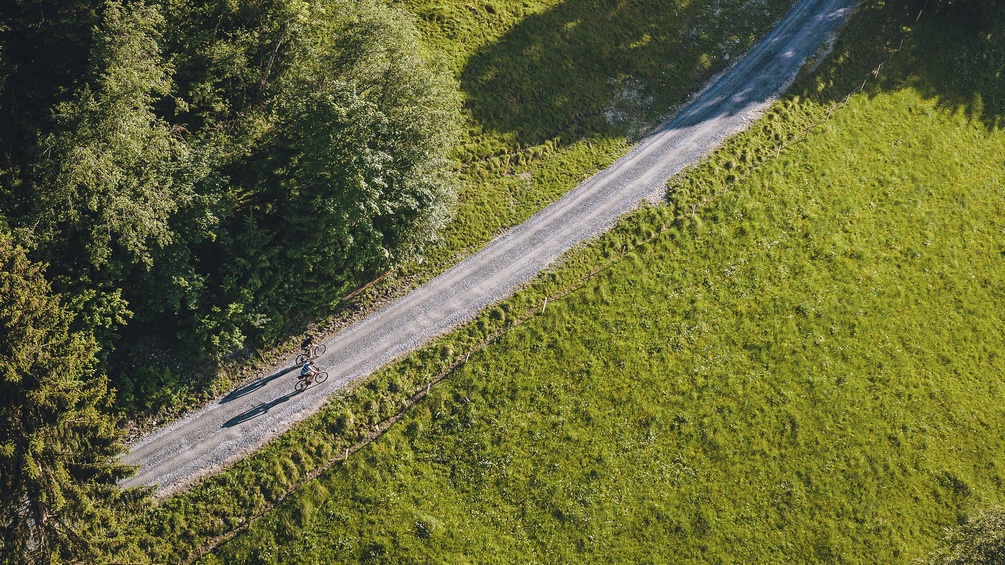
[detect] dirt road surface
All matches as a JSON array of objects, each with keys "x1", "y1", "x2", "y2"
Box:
[{"x1": 121, "y1": 0, "x2": 857, "y2": 495}]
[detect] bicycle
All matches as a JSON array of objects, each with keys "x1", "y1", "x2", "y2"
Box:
[
  {"x1": 296, "y1": 369, "x2": 328, "y2": 392},
  {"x1": 295, "y1": 343, "x2": 327, "y2": 365}
]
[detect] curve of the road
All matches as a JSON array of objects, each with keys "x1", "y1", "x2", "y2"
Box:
[{"x1": 122, "y1": 0, "x2": 857, "y2": 495}]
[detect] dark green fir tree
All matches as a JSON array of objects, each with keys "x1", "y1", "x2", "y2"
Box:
[{"x1": 0, "y1": 233, "x2": 141, "y2": 564}]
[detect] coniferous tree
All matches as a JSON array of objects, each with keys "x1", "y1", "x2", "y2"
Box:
[{"x1": 0, "y1": 233, "x2": 138, "y2": 564}]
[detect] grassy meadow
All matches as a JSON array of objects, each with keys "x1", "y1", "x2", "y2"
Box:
[
  {"x1": 185, "y1": 2, "x2": 1005, "y2": 563},
  {"x1": 115, "y1": 0, "x2": 798, "y2": 561}
]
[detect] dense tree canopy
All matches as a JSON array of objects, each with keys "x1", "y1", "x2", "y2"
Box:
[
  {"x1": 38, "y1": 0, "x2": 193, "y2": 268},
  {"x1": 0, "y1": 0, "x2": 461, "y2": 410},
  {"x1": 0, "y1": 1, "x2": 460, "y2": 561}
]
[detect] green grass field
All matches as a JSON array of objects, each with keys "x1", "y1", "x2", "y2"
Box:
[
  {"x1": 188, "y1": 2, "x2": 1005, "y2": 562},
  {"x1": 112, "y1": 1, "x2": 1005, "y2": 563}
]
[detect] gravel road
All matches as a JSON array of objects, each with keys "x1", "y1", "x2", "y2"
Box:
[{"x1": 121, "y1": 0, "x2": 857, "y2": 495}]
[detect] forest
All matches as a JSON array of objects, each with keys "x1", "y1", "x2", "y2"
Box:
[
  {"x1": 1, "y1": 0, "x2": 1002, "y2": 562},
  {"x1": 1, "y1": 0, "x2": 461, "y2": 408},
  {"x1": 1, "y1": 0, "x2": 459, "y2": 561}
]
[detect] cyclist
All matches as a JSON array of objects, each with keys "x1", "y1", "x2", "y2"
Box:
[
  {"x1": 300, "y1": 334, "x2": 315, "y2": 355},
  {"x1": 300, "y1": 361, "x2": 320, "y2": 381}
]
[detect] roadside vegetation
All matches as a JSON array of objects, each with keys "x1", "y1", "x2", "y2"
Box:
[
  {"x1": 2, "y1": 1, "x2": 463, "y2": 558},
  {"x1": 0, "y1": 0, "x2": 791, "y2": 423},
  {"x1": 0, "y1": 0, "x2": 791, "y2": 421},
  {"x1": 82, "y1": 0, "x2": 796, "y2": 561},
  {"x1": 182, "y1": 1, "x2": 1005, "y2": 562},
  {"x1": 0, "y1": 0, "x2": 461, "y2": 417},
  {"x1": 406, "y1": 0, "x2": 790, "y2": 259}
]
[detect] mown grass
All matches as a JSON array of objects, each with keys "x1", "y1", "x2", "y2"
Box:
[
  {"x1": 184, "y1": 2, "x2": 1005, "y2": 563},
  {"x1": 114, "y1": 0, "x2": 798, "y2": 560}
]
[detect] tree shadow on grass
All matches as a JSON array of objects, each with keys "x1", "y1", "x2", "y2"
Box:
[
  {"x1": 905, "y1": 3, "x2": 1005, "y2": 131},
  {"x1": 801, "y1": 1, "x2": 1005, "y2": 131},
  {"x1": 218, "y1": 365, "x2": 299, "y2": 404},
  {"x1": 222, "y1": 389, "x2": 302, "y2": 428},
  {"x1": 460, "y1": 0, "x2": 792, "y2": 147}
]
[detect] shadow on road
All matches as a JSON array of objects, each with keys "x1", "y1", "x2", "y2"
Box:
[
  {"x1": 222, "y1": 389, "x2": 302, "y2": 428},
  {"x1": 219, "y1": 366, "x2": 298, "y2": 405}
]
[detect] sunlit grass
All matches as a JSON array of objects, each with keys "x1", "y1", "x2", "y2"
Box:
[
  {"x1": 207, "y1": 95, "x2": 1005, "y2": 563},
  {"x1": 195, "y1": 3, "x2": 1005, "y2": 563},
  {"x1": 400, "y1": 0, "x2": 792, "y2": 265}
]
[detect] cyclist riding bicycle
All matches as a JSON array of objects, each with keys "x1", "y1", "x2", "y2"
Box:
[
  {"x1": 300, "y1": 361, "x2": 319, "y2": 380},
  {"x1": 300, "y1": 334, "x2": 315, "y2": 353}
]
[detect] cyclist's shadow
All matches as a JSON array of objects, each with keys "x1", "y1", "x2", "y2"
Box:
[
  {"x1": 221, "y1": 389, "x2": 302, "y2": 428},
  {"x1": 218, "y1": 366, "x2": 299, "y2": 405}
]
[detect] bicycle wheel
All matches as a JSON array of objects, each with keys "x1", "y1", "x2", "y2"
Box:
[
  {"x1": 314, "y1": 343, "x2": 327, "y2": 356},
  {"x1": 315, "y1": 371, "x2": 328, "y2": 384},
  {"x1": 295, "y1": 353, "x2": 308, "y2": 365},
  {"x1": 295, "y1": 378, "x2": 309, "y2": 392}
]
